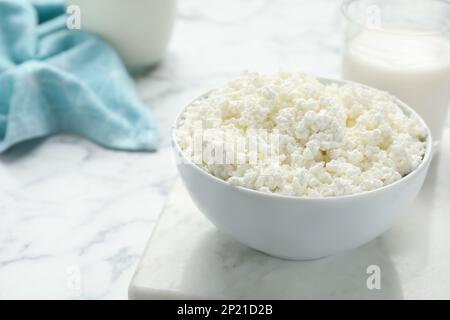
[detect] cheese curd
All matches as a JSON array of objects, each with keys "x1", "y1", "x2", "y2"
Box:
[{"x1": 176, "y1": 72, "x2": 428, "y2": 197}]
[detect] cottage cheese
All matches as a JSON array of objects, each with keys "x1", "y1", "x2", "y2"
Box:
[{"x1": 176, "y1": 72, "x2": 428, "y2": 197}]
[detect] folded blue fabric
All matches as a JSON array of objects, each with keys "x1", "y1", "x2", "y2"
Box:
[{"x1": 0, "y1": 0, "x2": 158, "y2": 153}]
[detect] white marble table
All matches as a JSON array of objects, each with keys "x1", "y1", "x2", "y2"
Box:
[
  {"x1": 129, "y1": 131, "x2": 450, "y2": 299},
  {"x1": 0, "y1": 0, "x2": 449, "y2": 299}
]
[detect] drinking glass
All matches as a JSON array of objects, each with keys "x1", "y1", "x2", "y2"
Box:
[{"x1": 341, "y1": 0, "x2": 450, "y2": 149}]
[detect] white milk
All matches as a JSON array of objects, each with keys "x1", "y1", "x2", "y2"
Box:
[
  {"x1": 68, "y1": 0, "x2": 177, "y2": 69},
  {"x1": 342, "y1": 28, "x2": 450, "y2": 144}
]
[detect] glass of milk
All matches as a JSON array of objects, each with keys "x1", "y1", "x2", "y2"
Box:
[
  {"x1": 67, "y1": 0, "x2": 177, "y2": 71},
  {"x1": 342, "y1": 0, "x2": 450, "y2": 149}
]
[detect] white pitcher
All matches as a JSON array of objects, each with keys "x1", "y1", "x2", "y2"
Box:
[{"x1": 67, "y1": 0, "x2": 177, "y2": 70}]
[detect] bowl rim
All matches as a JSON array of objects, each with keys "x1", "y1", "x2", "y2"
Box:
[{"x1": 172, "y1": 75, "x2": 433, "y2": 202}]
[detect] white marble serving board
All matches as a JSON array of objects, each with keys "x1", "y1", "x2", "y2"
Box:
[{"x1": 129, "y1": 130, "x2": 450, "y2": 300}]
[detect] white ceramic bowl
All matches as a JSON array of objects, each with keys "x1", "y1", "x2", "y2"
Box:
[{"x1": 172, "y1": 78, "x2": 433, "y2": 260}]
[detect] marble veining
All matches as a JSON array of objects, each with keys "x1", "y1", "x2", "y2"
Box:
[{"x1": 0, "y1": 0, "x2": 449, "y2": 299}]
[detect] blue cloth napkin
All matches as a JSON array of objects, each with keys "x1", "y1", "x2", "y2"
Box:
[{"x1": 0, "y1": 0, "x2": 158, "y2": 153}]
